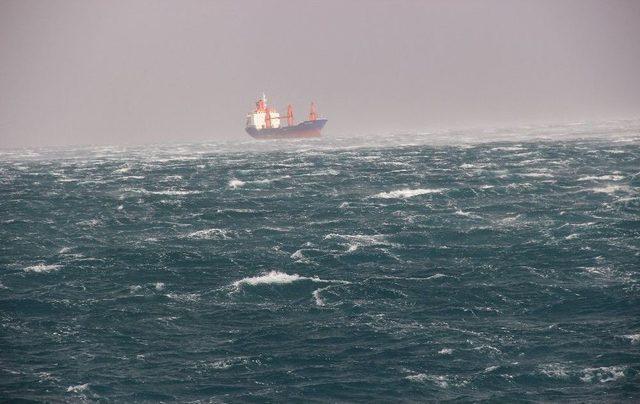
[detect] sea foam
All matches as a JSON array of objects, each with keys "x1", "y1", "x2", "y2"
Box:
[
  {"x1": 228, "y1": 179, "x2": 245, "y2": 189},
  {"x1": 185, "y1": 228, "x2": 233, "y2": 240},
  {"x1": 231, "y1": 270, "x2": 348, "y2": 291},
  {"x1": 23, "y1": 264, "x2": 62, "y2": 273},
  {"x1": 373, "y1": 188, "x2": 445, "y2": 199}
]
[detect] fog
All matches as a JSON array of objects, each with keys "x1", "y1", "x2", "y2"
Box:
[{"x1": 1, "y1": 0, "x2": 639, "y2": 148}]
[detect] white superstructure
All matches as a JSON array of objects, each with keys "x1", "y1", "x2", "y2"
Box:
[
  {"x1": 245, "y1": 95, "x2": 281, "y2": 129},
  {"x1": 246, "y1": 110, "x2": 281, "y2": 129}
]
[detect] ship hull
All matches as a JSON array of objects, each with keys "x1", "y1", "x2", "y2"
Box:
[{"x1": 246, "y1": 119, "x2": 327, "y2": 139}]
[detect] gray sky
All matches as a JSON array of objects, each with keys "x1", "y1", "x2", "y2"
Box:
[{"x1": 1, "y1": 0, "x2": 639, "y2": 148}]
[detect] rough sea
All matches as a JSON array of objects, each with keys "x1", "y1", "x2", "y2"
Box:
[{"x1": 1, "y1": 121, "x2": 639, "y2": 402}]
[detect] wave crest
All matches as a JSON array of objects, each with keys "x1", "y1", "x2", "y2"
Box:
[{"x1": 373, "y1": 188, "x2": 445, "y2": 199}]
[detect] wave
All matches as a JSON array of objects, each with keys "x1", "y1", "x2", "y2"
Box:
[
  {"x1": 373, "y1": 188, "x2": 445, "y2": 199},
  {"x1": 312, "y1": 286, "x2": 333, "y2": 306},
  {"x1": 454, "y1": 209, "x2": 479, "y2": 218},
  {"x1": 232, "y1": 271, "x2": 309, "y2": 289},
  {"x1": 252, "y1": 175, "x2": 291, "y2": 184},
  {"x1": 578, "y1": 175, "x2": 624, "y2": 181},
  {"x1": 231, "y1": 270, "x2": 348, "y2": 291},
  {"x1": 539, "y1": 363, "x2": 570, "y2": 379},
  {"x1": 150, "y1": 189, "x2": 201, "y2": 196},
  {"x1": 125, "y1": 187, "x2": 201, "y2": 196},
  {"x1": 520, "y1": 172, "x2": 554, "y2": 178},
  {"x1": 588, "y1": 185, "x2": 630, "y2": 194},
  {"x1": 184, "y1": 228, "x2": 233, "y2": 240},
  {"x1": 290, "y1": 249, "x2": 310, "y2": 263},
  {"x1": 228, "y1": 176, "x2": 289, "y2": 189},
  {"x1": 228, "y1": 179, "x2": 245, "y2": 189},
  {"x1": 405, "y1": 373, "x2": 468, "y2": 388},
  {"x1": 324, "y1": 233, "x2": 397, "y2": 252},
  {"x1": 166, "y1": 293, "x2": 200, "y2": 302},
  {"x1": 622, "y1": 333, "x2": 640, "y2": 344},
  {"x1": 580, "y1": 365, "x2": 626, "y2": 383},
  {"x1": 66, "y1": 383, "x2": 89, "y2": 393},
  {"x1": 113, "y1": 166, "x2": 130, "y2": 174},
  {"x1": 216, "y1": 208, "x2": 257, "y2": 214},
  {"x1": 491, "y1": 146, "x2": 525, "y2": 151},
  {"x1": 23, "y1": 263, "x2": 62, "y2": 273}
]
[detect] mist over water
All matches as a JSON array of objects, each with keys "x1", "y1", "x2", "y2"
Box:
[{"x1": 1, "y1": 122, "x2": 640, "y2": 401}]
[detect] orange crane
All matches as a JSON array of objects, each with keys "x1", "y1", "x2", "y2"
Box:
[
  {"x1": 309, "y1": 102, "x2": 317, "y2": 121},
  {"x1": 287, "y1": 104, "x2": 294, "y2": 126}
]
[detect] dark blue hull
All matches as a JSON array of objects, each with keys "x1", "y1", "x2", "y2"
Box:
[{"x1": 245, "y1": 119, "x2": 327, "y2": 139}]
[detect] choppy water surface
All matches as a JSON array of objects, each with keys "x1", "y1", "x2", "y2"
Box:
[{"x1": 1, "y1": 123, "x2": 640, "y2": 401}]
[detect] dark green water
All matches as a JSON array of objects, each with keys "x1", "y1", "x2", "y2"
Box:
[{"x1": 1, "y1": 124, "x2": 639, "y2": 401}]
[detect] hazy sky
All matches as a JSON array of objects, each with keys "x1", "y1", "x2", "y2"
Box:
[{"x1": 1, "y1": 0, "x2": 639, "y2": 148}]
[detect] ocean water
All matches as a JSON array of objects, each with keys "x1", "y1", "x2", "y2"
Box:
[{"x1": 1, "y1": 122, "x2": 639, "y2": 401}]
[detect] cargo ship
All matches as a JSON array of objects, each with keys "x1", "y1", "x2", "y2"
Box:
[{"x1": 245, "y1": 95, "x2": 327, "y2": 139}]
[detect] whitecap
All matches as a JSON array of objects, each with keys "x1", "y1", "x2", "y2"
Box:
[
  {"x1": 580, "y1": 366, "x2": 626, "y2": 383},
  {"x1": 67, "y1": 383, "x2": 89, "y2": 393},
  {"x1": 150, "y1": 190, "x2": 200, "y2": 196},
  {"x1": 228, "y1": 179, "x2": 245, "y2": 189},
  {"x1": 312, "y1": 287, "x2": 330, "y2": 306},
  {"x1": 405, "y1": 374, "x2": 467, "y2": 388},
  {"x1": 622, "y1": 333, "x2": 640, "y2": 344},
  {"x1": 438, "y1": 348, "x2": 453, "y2": 355},
  {"x1": 124, "y1": 188, "x2": 200, "y2": 196},
  {"x1": 588, "y1": 185, "x2": 630, "y2": 194},
  {"x1": 324, "y1": 233, "x2": 397, "y2": 252},
  {"x1": 578, "y1": 175, "x2": 625, "y2": 181},
  {"x1": 491, "y1": 146, "x2": 524, "y2": 151},
  {"x1": 373, "y1": 188, "x2": 445, "y2": 199},
  {"x1": 184, "y1": 228, "x2": 233, "y2": 240},
  {"x1": 454, "y1": 209, "x2": 480, "y2": 218},
  {"x1": 232, "y1": 271, "x2": 307, "y2": 289},
  {"x1": 231, "y1": 270, "x2": 348, "y2": 291},
  {"x1": 252, "y1": 175, "x2": 291, "y2": 184},
  {"x1": 290, "y1": 249, "x2": 310, "y2": 263},
  {"x1": 521, "y1": 172, "x2": 554, "y2": 178},
  {"x1": 539, "y1": 363, "x2": 570, "y2": 379},
  {"x1": 166, "y1": 293, "x2": 200, "y2": 302},
  {"x1": 77, "y1": 219, "x2": 101, "y2": 227},
  {"x1": 113, "y1": 166, "x2": 130, "y2": 174},
  {"x1": 23, "y1": 264, "x2": 62, "y2": 273},
  {"x1": 154, "y1": 282, "x2": 165, "y2": 291}
]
